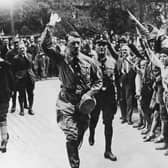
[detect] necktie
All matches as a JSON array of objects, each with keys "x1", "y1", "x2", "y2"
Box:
[{"x1": 71, "y1": 57, "x2": 87, "y2": 91}]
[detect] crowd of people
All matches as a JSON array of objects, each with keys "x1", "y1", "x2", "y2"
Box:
[{"x1": 1, "y1": 10, "x2": 168, "y2": 168}]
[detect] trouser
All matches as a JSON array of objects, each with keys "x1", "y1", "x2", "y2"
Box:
[
  {"x1": 89, "y1": 89, "x2": 117, "y2": 152},
  {"x1": 125, "y1": 70, "x2": 136, "y2": 122},
  {"x1": 17, "y1": 78, "x2": 35, "y2": 112},
  {"x1": 141, "y1": 85, "x2": 153, "y2": 128},
  {"x1": 156, "y1": 86, "x2": 168, "y2": 142},
  {"x1": 56, "y1": 97, "x2": 89, "y2": 168},
  {"x1": 0, "y1": 102, "x2": 9, "y2": 141},
  {"x1": 119, "y1": 74, "x2": 127, "y2": 120},
  {"x1": 162, "y1": 91, "x2": 168, "y2": 142},
  {"x1": 125, "y1": 88, "x2": 134, "y2": 122}
]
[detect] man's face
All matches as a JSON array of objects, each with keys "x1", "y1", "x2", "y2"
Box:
[
  {"x1": 68, "y1": 37, "x2": 81, "y2": 57},
  {"x1": 96, "y1": 42, "x2": 107, "y2": 56},
  {"x1": 18, "y1": 44, "x2": 26, "y2": 55},
  {"x1": 14, "y1": 42, "x2": 19, "y2": 50},
  {"x1": 159, "y1": 53, "x2": 168, "y2": 66},
  {"x1": 3, "y1": 39, "x2": 9, "y2": 46},
  {"x1": 121, "y1": 48, "x2": 129, "y2": 58},
  {"x1": 140, "y1": 60, "x2": 147, "y2": 74}
]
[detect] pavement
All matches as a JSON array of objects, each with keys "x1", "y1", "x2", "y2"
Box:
[{"x1": 0, "y1": 78, "x2": 168, "y2": 168}]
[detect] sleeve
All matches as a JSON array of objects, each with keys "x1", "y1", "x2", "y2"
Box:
[
  {"x1": 107, "y1": 42, "x2": 119, "y2": 60},
  {"x1": 135, "y1": 73, "x2": 142, "y2": 96},
  {"x1": 149, "y1": 52, "x2": 163, "y2": 69},
  {"x1": 128, "y1": 44, "x2": 144, "y2": 59},
  {"x1": 40, "y1": 27, "x2": 64, "y2": 64},
  {"x1": 86, "y1": 60, "x2": 103, "y2": 97}
]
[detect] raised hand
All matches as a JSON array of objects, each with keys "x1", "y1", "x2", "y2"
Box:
[
  {"x1": 127, "y1": 10, "x2": 137, "y2": 22},
  {"x1": 48, "y1": 12, "x2": 61, "y2": 27}
]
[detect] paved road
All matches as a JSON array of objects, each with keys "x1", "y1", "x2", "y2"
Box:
[{"x1": 0, "y1": 78, "x2": 168, "y2": 168}]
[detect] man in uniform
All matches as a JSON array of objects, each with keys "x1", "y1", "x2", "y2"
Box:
[
  {"x1": 41, "y1": 14, "x2": 102, "y2": 168},
  {"x1": 88, "y1": 33, "x2": 118, "y2": 161},
  {"x1": 0, "y1": 55, "x2": 14, "y2": 152},
  {"x1": 12, "y1": 42, "x2": 35, "y2": 116},
  {"x1": 6, "y1": 38, "x2": 28, "y2": 113}
]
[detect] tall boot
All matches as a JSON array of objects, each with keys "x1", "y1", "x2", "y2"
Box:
[
  {"x1": 28, "y1": 92, "x2": 34, "y2": 115},
  {"x1": 66, "y1": 140, "x2": 80, "y2": 168},
  {"x1": 154, "y1": 120, "x2": 164, "y2": 143},
  {"x1": 156, "y1": 121, "x2": 168, "y2": 150},
  {"x1": 11, "y1": 91, "x2": 17, "y2": 113},
  {"x1": 104, "y1": 124, "x2": 117, "y2": 161},
  {"x1": 19, "y1": 103, "x2": 24, "y2": 116},
  {"x1": 0, "y1": 121, "x2": 9, "y2": 153},
  {"x1": 88, "y1": 128, "x2": 95, "y2": 146},
  {"x1": 23, "y1": 90, "x2": 28, "y2": 109},
  {"x1": 18, "y1": 95, "x2": 24, "y2": 116}
]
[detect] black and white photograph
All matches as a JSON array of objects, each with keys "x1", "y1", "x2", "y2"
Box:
[{"x1": 1, "y1": 0, "x2": 168, "y2": 168}]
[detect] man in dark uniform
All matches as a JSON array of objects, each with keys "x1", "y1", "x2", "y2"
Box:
[
  {"x1": 12, "y1": 42, "x2": 35, "y2": 116},
  {"x1": 88, "y1": 33, "x2": 118, "y2": 161},
  {"x1": 6, "y1": 38, "x2": 28, "y2": 113},
  {"x1": 0, "y1": 56, "x2": 14, "y2": 152},
  {"x1": 41, "y1": 13, "x2": 102, "y2": 168}
]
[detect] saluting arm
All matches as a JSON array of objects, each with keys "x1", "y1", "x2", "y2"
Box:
[{"x1": 40, "y1": 13, "x2": 64, "y2": 62}]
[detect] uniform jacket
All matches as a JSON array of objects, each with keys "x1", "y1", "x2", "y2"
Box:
[
  {"x1": 11, "y1": 53, "x2": 36, "y2": 83},
  {"x1": 41, "y1": 28, "x2": 102, "y2": 105},
  {"x1": 0, "y1": 58, "x2": 14, "y2": 102}
]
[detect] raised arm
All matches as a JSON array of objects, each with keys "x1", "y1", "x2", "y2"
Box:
[
  {"x1": 40, "y1": 13, "x2": 64, "y2": 63},
  {"x1": 143, "y1": 40, "x2": 163, "y2": 69},
  {"x1": 104, "y1": 31, "x2": 119, "y2": 60}
]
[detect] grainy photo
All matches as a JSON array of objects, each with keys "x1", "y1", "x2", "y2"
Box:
[{"x1": 0, "y1": 0, "x2": 168, "y2": 168}]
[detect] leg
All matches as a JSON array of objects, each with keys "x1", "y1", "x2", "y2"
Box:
[
  {"x1": 102, "y1": 95, "x2": 117, "y2": 161},
  {"x1": 126, "y1": 93, "x2": 134, "y2": 125},
  {"x1": 11, "y1": 91, "x2": 17, "y2": 113},
  {"x1": 0, "y1": 102, "x2": 9, "y2": 153},
  {"x1": 156, "y1": 105, "x2": 168, "y2": 150},
  {"x1": 88, "y1": 98, "x2": 101, "y2": 146},
  {"x1": 26, "y1": 80, "x2": 35, "y2": 115},
  {"x1": 119, "y1": 75, "x2": 127, "y2": 122},
  {"x1": 23, "y1": 90, "x2": 28, "y2": 109},
  {"x1": 66, "y1": 140, "x2": 80, "y2": 168},
  {"x1": 18, "y1": 88, "x2": 25, "y2": 116},
  {"x1": 144, "y1": 109, "x2": 159, "y2": 142},
  {"x1": 56, "y1": 98, "x2": 88, "y2": 168}
]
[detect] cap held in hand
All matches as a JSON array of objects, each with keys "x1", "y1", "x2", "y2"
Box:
[{"x1": 79, "y1": 94, "x2": 96, "y2": 115}]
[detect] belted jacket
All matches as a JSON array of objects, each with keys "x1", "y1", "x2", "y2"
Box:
[{"x1": 41, "y1": 28, "x2": 102, "y2": 105}]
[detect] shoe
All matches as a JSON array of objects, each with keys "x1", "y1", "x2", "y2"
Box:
[
  {"x1": 164, "y1": 150, "x2": 168, "y2": 156},
  {"x1": 24, "y1": 105, "x2": 29, "y2": 109},
  {"x1": 133, "y1": 123, "x2": 143, "y2": 128},
  {"x1": 138, "y1": 125, "x2": 145, "y2": 130},
  {"x1": 120, "y1": 117, "x2": 123, "y2": 120},
  {"x1": 28, "y1": 109, "x2": 34, "y2": 115},
  {"x1": 121, "y1": 119, "x2": 127, "y2": 124},
  {"x1": 128, "y1": 121, "x2": 133, "y2": 125},
  {"x1": 0, "y1": 134, "x2": 9, "y2": 153},
  {"x1": 155, "y1": 142, "x2": 168, "y2": 150},
  {"x1": 154, "y1": 136, "x2": 164, "y2": 143},
  {"x1": 141, "y1": 129, "x2": 149, "y2": 135},
  {"x1": 19, "y1": 111, "x2": 24, "y2": 116},
  {"x1": 143, "y1": 134, "x2": 155, "y2": 142},
  {"x1": 104, "y1": 151, "x2": 117, "y2": 161},
  {"x1": 88, "y1": 134, "x2": 95, "y2": 146},
  {"x1": 11, "y1": 107, "x2": 16, "y2": 113}
]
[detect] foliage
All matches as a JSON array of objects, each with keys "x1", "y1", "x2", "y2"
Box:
[{"x1": 0, "y1": 0, "x2": 167, "y2": 36}]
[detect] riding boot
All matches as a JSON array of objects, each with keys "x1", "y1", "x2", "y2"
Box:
[
  {"x1": 88, "y1": 128, "x2": 95, "y2": 146},
  {"x1": 0, "y1": 121, "x2": 9, "y2": 153},
  {"x1": 66, "y1": 140, "x2": 80, "y2": 168},
  {"x1": 104, "y1": 124, "x2": 117, "y2": 161}
]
